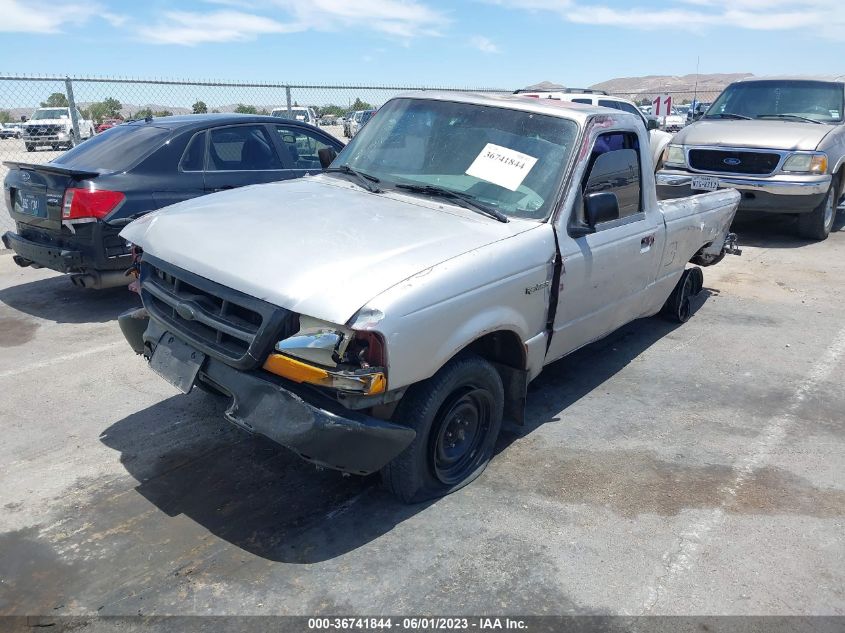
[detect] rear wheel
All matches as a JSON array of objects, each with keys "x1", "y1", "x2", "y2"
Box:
[
  {"x1": 663, "y1": 267, "x2": 702, "y2": 323},
  {"x1": 381, "y1": 355, "x2": 504, "y2": 503},
  {"x1": 797, "y1": 185, "x2": 836, "y2": 241},
  {"x1": 25, "y1": 143, "x2": 35, "y2": 152}
]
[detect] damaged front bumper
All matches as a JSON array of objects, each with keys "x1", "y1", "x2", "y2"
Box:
[{"x1": 118, "y1": 308, "x2": 416, "y2": 475}]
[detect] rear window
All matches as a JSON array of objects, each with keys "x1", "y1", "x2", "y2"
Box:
[{"x1": 53, "y1": 124, "x2": 171, "y2": 171}]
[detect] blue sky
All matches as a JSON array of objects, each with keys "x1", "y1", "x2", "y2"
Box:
[{"x1": 2, "y1": 0, "x2": 843, "y2": 88}]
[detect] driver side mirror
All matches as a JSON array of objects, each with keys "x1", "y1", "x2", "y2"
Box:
[
  {"x1": 584, "y1": 192, "x2": 620, "y2": 227},
  {"x1": 318, "y1": 147, "x2": 337, "y2": 169},
  {"x1": 647, "y1": 117, "x2": 659, "y2": 131}
]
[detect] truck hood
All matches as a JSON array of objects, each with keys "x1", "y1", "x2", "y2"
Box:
[
  {"x1": 676, "y1": 119, "x2": 833, "y2": 151},
  {"x1": 121, "y1": 176, "x2": 540, "y2": 325},
  {"x1": 24, "y1": 119, "x2": 68, "y2": 126}
]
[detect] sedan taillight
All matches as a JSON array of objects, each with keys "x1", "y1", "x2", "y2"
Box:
[{"x1": 62, "y1": 188, "x2": 125, "y2": 220}]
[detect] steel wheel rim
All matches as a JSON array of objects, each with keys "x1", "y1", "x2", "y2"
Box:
[
  {"x1": 824, "y1": 190, "x2": 835, "y2": 230},
  {"x1": 432, "y1": 386, "x2": 494, "y2": 485}
]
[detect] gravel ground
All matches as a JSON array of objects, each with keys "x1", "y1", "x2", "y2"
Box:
[{"x1": 0, "y1": 211, "x2": 843, "y2": 619}]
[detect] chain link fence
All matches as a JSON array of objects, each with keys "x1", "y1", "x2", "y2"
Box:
[
  {"x1": 0, "y1": 74, "x2": 722, "y2": 234},
  {"x1": 0, "y1": 75, "x2": 510, "y2": 233}
]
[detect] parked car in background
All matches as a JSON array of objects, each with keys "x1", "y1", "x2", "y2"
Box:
[
  {"x1": 22, "y1": 107, "x2": 95, "y2": 151},
  {"x1": 119, "y1": 92, "x2": 740, "y2": 502},
  {"x1": 514, "y1": 87, "x2": 673, "y2": 170},
  {"x1": 342, "y1": 111, "x2": 356, "y2": 137},
  {"x1": 270, "y1": 106, "x2": 318, "y2": 126},
  {"x1": 661, "y1": 108, "x2": 686, "y2": 132},
  {"x1": 96, "y1": 119, "x2": 122, "y2": 133},
  {"x1": 348, "y1": 109, "x2": 376, "y2": 138},
  {"x1": 319, "y1": 115, "x2": 338, "y2": 126},
  {"x1": 2, "y1": 114, "x2": 344, "y2": 288},
  {"x1": 657, "y1": 76, "x2": 845, "y2": 240},
  {"x1": 686, "y1": 102, "x2": 711, "y2": 123},
  {"x1": 0, "y1": 123, "x2": 20, "y2": 139}
]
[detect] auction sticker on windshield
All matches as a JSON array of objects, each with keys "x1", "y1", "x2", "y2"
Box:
[{"x1": 465, "y1": 143, "x2": 538, "y2": 192}]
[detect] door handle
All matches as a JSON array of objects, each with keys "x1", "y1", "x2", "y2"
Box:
[{"x1": 641, "y1": 234, "x2": 655, "y2": 251}]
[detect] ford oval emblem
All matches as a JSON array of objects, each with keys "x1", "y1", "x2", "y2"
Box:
[
  {"x1": 21, "y1": 171, "x2": 31, "y2": 182},
  {"x1": 175, "y1": 301, "x2": 198, "y2": 321},
  {"x1": 723, "y1": 157, "x2": 742, "y2": 166}
]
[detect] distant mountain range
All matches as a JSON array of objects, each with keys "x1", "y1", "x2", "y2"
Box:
[{"x1": 589, "y1": 73, "x2": 753, "y2": 102}]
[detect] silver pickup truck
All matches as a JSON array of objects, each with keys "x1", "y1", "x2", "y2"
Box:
[
  {"x1": 119, "y1": 92, "x2": 740, "y2": 502},
  {"x1": 657, "y1": 77, "x2": 845, "y2": 240}
]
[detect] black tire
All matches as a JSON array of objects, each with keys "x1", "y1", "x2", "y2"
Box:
[
  {"x1": 66, "y1": 132, "x2": 76, "y2": 150},
  {"x1": 662, "y1": 268, "x2": 698, "y2": 323},
  {"x1": 797, "y1": 185, "x2": 836, "y2": 241},
  {"x1": 381, "y1": 354, "x2": 504, "y2": 503},
  {"x1": 25, "y1": 143, "x2": 35, "y2": 152}
]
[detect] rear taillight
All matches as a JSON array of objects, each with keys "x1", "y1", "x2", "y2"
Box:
[{"x1": 62, "y1": 188, "x2": 125, "y2": 220}]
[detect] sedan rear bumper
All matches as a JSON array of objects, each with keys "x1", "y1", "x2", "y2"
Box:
[{"x1": 2, "y1": 230, "x2": 82, "y2": 272}]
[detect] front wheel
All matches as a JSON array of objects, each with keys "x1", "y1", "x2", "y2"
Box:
[
  {"x1": 25, "y1": 143, "x2": 35, "y2": 152},
  {"x1": 797, "y1": 186, "x2": 837, "y2": 241},
  {"x1": 381, "y1": 355, "x2": 504, "y2": 503},
  {"x1": 65, "y1": 132, "x2": 77, "y2": 150}
]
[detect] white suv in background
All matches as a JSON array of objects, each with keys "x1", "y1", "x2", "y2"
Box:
[{"x1": 515, "y1": 87, "x2": 674, "y2": 170}]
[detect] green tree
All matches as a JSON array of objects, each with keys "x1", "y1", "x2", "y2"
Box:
[
  {"x1": 351, "y1": 98, "x2": 372, "y2": 111},
  {"x1": 192, "y1": 100, "x2": 208, "y2": 114},
  {"x1": 234, "y1": 104, "x2": 258, "y2": 114},
  {"x1": 319, "y1": 104, "x2": 346, "y2": 117},
  {"x1": 41, "y1": 92, "x2": 69, "y2": 107},
  {"x1": 131, "y1": 108, "x2": 154, "y2": 119},
  {"x1": 0, "y1": 110, "x2": 12, "y2": 124},
  {"x1": 85, "y1": 97, "x2": 122, "y2": 124},
  {"x1": 153, "y1": 110, "x2": 173, "y2": 117}
]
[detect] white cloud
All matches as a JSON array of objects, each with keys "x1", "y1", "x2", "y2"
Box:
[
  {"x1": 482, "y1": 0, "x2": 845, "y2": 38},
  {"x1": 136, "y1": 0, "x2": 447, "y2": 46},
  {"x1": 137, "y1": 10, "x2": 300, "y2": 46},
  {"x1": 0, "y1": 0, "x2": 99, "y2": 33},
  {"x1": 470, "y1": 35, "x2": 499, "y2": 53}
]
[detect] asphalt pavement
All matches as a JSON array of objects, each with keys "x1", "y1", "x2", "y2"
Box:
[{"x1": 0, "y1": 213, "x2": 843, "y2": 617}]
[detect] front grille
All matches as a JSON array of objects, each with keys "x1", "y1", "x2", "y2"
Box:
[
  {"x1": 688, "y1": 149, "x2": 781, "y2": 175},
  {"x1": 25, "y1": 125, "x2": 62, "y2": 138},
  {"x1": 140, "y1": 256, "x2": 298, "y2": 370}
]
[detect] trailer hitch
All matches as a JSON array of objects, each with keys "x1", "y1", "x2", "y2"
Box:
[{"x1": 724, "y1": 232, "x2": 742, "y2": 256}]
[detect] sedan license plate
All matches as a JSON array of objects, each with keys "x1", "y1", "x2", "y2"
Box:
[
  {"x1": 150, "y1": 333, "x2": 206, "y2": 394},
  {"x1": 691, "y1": 176, "x2": 719, "y2": 192},
  {"x1": 14, "y1": 191, "x2": 47, "y2": 218}
]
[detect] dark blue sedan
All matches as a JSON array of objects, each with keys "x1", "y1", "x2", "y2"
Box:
[{"x1": 2, "y1": 114, "x2": 344, "y2": 288}]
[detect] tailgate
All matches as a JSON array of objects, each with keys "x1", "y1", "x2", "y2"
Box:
[{"x1": 3, "y1": 161, "x2": 99, "y2": 232}]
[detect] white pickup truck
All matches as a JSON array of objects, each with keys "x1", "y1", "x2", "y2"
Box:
[
  {"x1": 119, "y1": 92, "x2": 741, "y2": 502},
  {"x1": 22, "y1": 107, "x2": 94, "y2": 151}
]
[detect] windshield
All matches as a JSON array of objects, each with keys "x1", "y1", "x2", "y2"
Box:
[
  {"x1": 333, "y1": 98, "x2": 579, "y2": 221},
  {"x1": 53, "y1": 123, "x2": 171, "y2": 171},
  {"x1": 31, "y1": 108, "x2": 68, "y2": 120},
  {"x1": 272, "y1": 108, "x2": 309, "y2": 121},
  {"x1": 706, "y1": 81, "x2": 844, "y2": 123}
]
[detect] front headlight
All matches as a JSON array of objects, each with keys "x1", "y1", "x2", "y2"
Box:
[
  {"x1": 263, "y1": 315, "x2": 387, "y2": 395},
  {"x1": 782, "y1": 152, "x2": 828, "y2": 174},
  {"x1": 664, "y1": 144, "x2": 686, "y2": 167}
]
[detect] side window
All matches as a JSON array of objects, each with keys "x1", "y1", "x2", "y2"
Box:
[
  {"x1": 580, "y1": 132, "x2": 642, "y2": 222},
  {"x1": 180, "y1": 131, "x2": 206, "y2": 172},
  {"x1": 274, "y1": 125, "x2": 332, "y2": 169},
  {"x1": 572, "y1": 98, "x2": 592, "y2": 104},
  {"x1": 207, "y1": 125, "x2": 282, "y2": 171}
]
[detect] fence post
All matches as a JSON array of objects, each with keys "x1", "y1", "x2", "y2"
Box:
[
  {"x1": 285, "y1": 85, "x2": 292, "y2": 115},
  {"x1": 64, "y1": 77, "x2": 81, "y2": 143}
]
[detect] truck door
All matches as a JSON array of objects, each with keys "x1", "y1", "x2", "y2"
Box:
[{"x1": 545, "y1": 129, "x2": 664, "y2": 363}]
